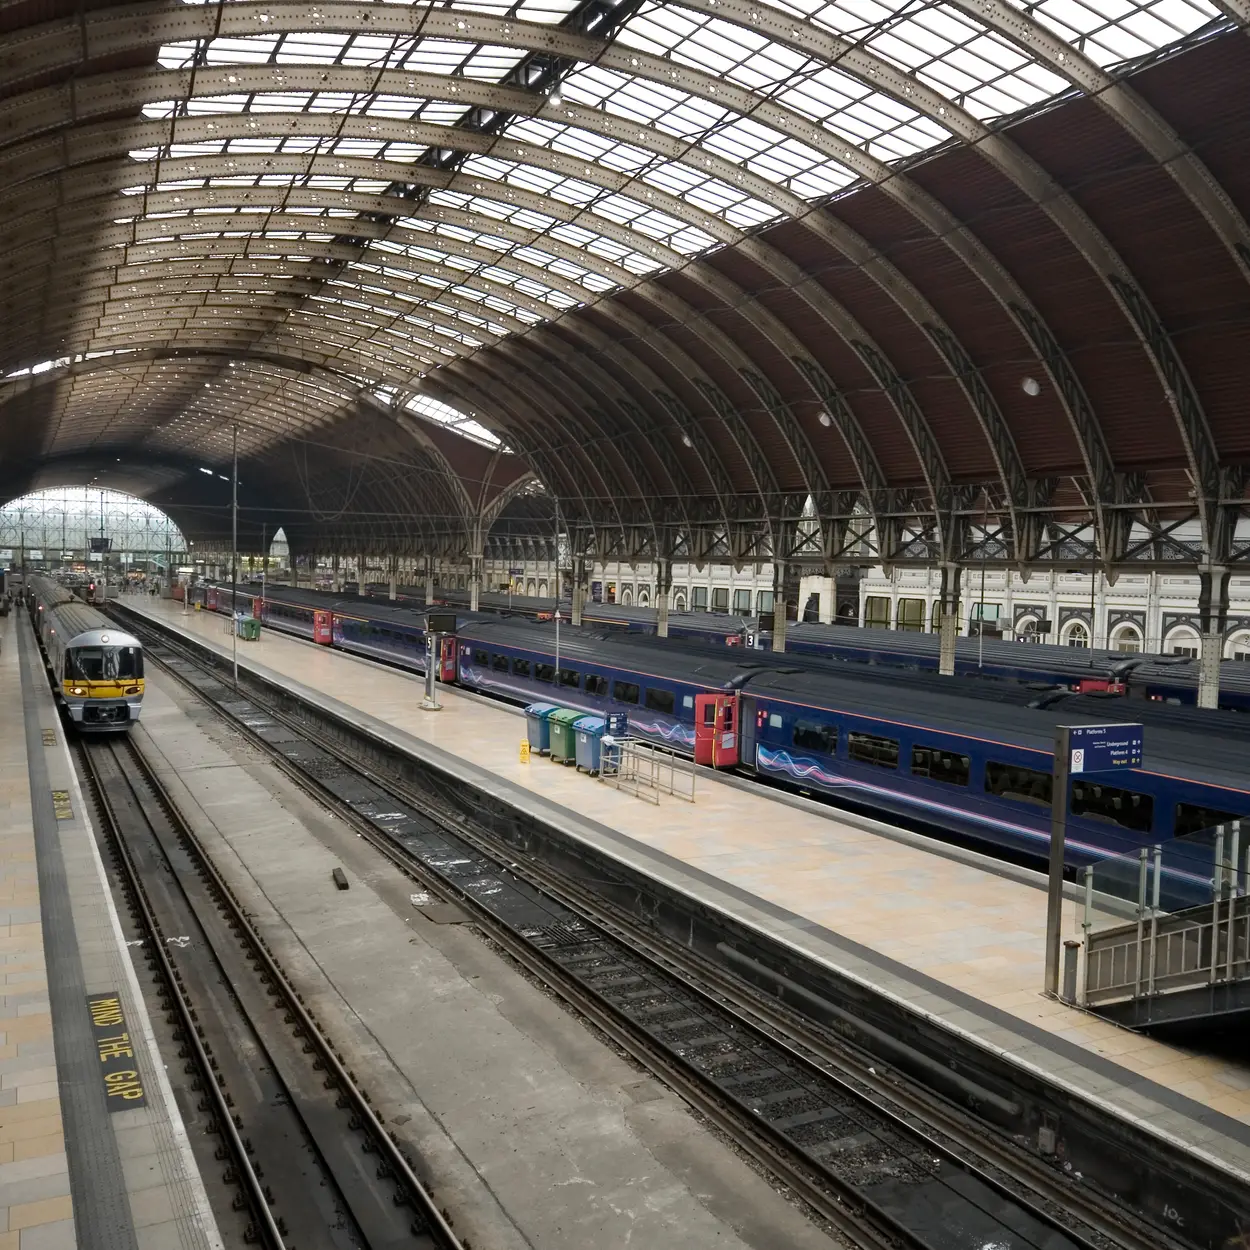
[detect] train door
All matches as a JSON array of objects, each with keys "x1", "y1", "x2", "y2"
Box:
[
  {"x1": 694, "y1": 692, "x2": 739, "y2": 767},
  {"x1": 439, "y1": 635, "x2": 458, "y2": 682},
  {"x1": 313, "y1": 610, "x2": 333, "y2": 644},
  {"x1": 738, "y1": 694, "x2": 757, "y2": 770},
  {"x1": 253, "y1": 597, "x2": 264, "y2": 621}
]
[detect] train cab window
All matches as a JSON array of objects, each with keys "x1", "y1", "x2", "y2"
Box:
[
  {"x1": 724, "y1": 705, "x2": 733, "y2": 731},
  {"x1": 848, "y1": 732, "x2": 899, "y2": 769},
  {"x1": 613, "y1": 680, "x2": 640, "y2": 705},
  {"x1": 1071, "y1": 781, "x2": 1154, "y2": 834},
  {"x1": 558, "y1": 668, "x2": 581, "y2": 689},
  {"x1": 768, "y1": 712, "x2": 783, "y2": 729},
  {"x1": 67, "y1": 646, "x2": 143, "y2": 681},
  {"x1": 1174, "y1": 802, "x2": 1245, "y2": 839},
  {"x1": 473, "y1": 649, "x2": 488, "y2": 666},
  {"x1": 985, "y1": 761, "x2": 1052, "y2": 807},
  {"x1": 511, "y1": 658, "x2": 531, "y2": 678},
  {"x1": 911, "y1": 745, "x2": 970, "y2": 787},
  {"x1": 535, "y1": 663, "x2": 555, "y2": 683},
  {"x1": 703, "y1": 703, "x2": 715, "y2": 726},
  {"x1": 492, "y1": 654, "x2": 510, "y2": 672},
  {"x1": 645, "y1": 688, "x2": 676, "y2": 715},
  {"x1": 585, "y1": 674, "x2": 609, "y2": 697},
  {"x1": 793, "y1": 721, "x2": 837, "y2": 755}
]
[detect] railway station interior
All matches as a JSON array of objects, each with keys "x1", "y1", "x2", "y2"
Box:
[{"x1": 1, "y1": 0, "x2": 1249, "y2": 1245}]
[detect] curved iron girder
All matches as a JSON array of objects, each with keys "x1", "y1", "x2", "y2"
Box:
[
  {"x1": 0, "y1": 155, "x2": 927, "y2": 534},
  {"x1": 421, "y1": 369, "x2": 588, "y2": 527},
  {"x1": 444, "y1": 357, "x2": 622, "y2": 536},
  {"x1": 492, "y1": 339, "x2": 661, "y2": 551},
  {"x1": 530, "y1": 320, "x2": 736, "y2": 541},
  {"x1": 510, "y1": 334, "x2": 695, "y2": 553},
  {"x1": 0, "y1": 61, "x2": 1052, "y2": 499},
  {"x1": 0, "y1": 6, "x2": 1085, "y2": 508},
  {"x1": 648, "y1": 0, "x2": 1224, "y2": 531},
  {"x1": 385, "y1": 406, "x2": 476, "y2": 527},
  {"x1": 939, "y1": 0, "x2": 1250, "y2": 285}
]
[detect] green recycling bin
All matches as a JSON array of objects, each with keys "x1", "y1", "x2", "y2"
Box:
[
  {"x1": 237, "y1": 616, "x2": 261, "y2": 641},
  {"x1": 548, "y1": 708, "x2": 583, "y2": 765}
]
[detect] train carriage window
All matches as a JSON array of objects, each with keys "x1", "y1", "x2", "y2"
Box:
[
  {"x1": 848, "y1": 731, "x2": 899, "y2": 769},
  {"x1": 769, "y1": 712, "x2": 783, "y2": 729},
  {"x1": 911, "y1": 745, "x2": 970, "y2": 787},
  {"x1": 985, "y1": 761, "x2": 1052, "y2": 807},
  {"x1": 492, "y1": 654, "x2": 510, "y2": 672},
  {"x1": 473, "y1": 649, "x2": 488, "y2": 666},
  {"x1": 645, "y1": 688, "x2": 675, "y2": 715},
  {"x1": 1174, "y1": 803, "x2": 1246, "y2": 839},
  {"x1": 535, "y1": 663, "x2": 555, "y2": 683},
  {"x1": 793, "y1": 721, "x2": 837, "y2": 755},
  {"x1": 559, "y1": 668, "x2": 580, "y2": 689},
  {"x1": 613, "y1": 680, "x2": 640, "y2": 705},
  {"x1": 585, "y1": 674, "x2": 609, "y2": 697},
  {"x1": 703, "y1": 703, "x2": 715, "y2": 726},
  {"x1": 1071, "y1": 781, "x2": 1154, "y2": 834},
  {"x1": 511, "y1": 658, "x2": 531, "y2": 678}
]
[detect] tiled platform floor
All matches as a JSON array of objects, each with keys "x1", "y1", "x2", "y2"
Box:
[
  {"x1": 126, "y1": 595, "x2": 1250, "y2": 1176},
  {"x1": 0, "y1": 610, "x2": 73, "y2": 1249}
]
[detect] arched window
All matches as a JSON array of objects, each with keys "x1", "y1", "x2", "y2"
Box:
[
  {"x1": 538, "y1": 580, "x2": 548, "y2": 598},
  {"x1": 622, "y1": 589, "x2": 633, "y2": 606},
  {"x1": 1165, "y1": 626, "x2": 1200, "y2": 658},
  {"x1": 527, "y1": 579, "x2": 536, "y2": 596},
  {"x1": 638, "y1": 589, "x2": 650, "y2": 607},
  {"x1": 1063, "y1": 620, "x2": 1090, "y2": 648},
  {"x1": 1016, "y1": 616, "x2": 1042, "y2": 644},
  {"x1": 1228, "y1": 631, "x2": 1250, "y2": 662},
  {"x1": 674, "y1": 592, "x2": 687, "y2": 612},
  {"x1": 1110, "y1": 623, "x2": 1142, "y2": 654}
]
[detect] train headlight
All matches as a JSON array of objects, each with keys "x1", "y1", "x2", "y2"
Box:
[{"x1": 73, "y1": 687, "x2": 85, "y2": 695}]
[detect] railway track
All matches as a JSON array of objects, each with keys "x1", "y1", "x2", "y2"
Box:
[
  {"x1": 76, "y1": 732, "x2": 462, "y2": 1250},
  {"x1": 117, "y1": 614, "x2": 1191, "y2": 1250}
]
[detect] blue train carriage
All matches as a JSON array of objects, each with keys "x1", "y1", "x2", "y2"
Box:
[{"x1": 734, "y1": 667, "x2": 1250, "y2": 868}]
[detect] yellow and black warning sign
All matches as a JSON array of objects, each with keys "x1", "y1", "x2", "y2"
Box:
[
  {"x1": 51, "y1": 790, "x2": 72, "y2": 820},
  {"x1": 86, "y1": 993, "x2": 147, "y2": 1110}
]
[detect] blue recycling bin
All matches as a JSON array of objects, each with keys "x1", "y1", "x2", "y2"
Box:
[
  {"x1": 574, "y1": 715, "x2": 607, "y2": 775},
  {"x1": 525, "y1": 703, "x2": 560, "y2": 755}
]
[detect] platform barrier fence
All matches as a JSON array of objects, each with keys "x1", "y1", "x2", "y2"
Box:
[
  {"x1": 1076, "y1": 820, "x2": 1248, "y2": 1008},
  {"x1": 600, "y1": 738, "x2": 696, "y2": 806}
]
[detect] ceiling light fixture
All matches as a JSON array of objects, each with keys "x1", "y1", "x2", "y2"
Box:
[
  {"x1": 817, "y1": 411, "x2": 832, "y2": 427},
  {"x1": 1021, "y1": 376, "x2": 1041, "y2": 397}
]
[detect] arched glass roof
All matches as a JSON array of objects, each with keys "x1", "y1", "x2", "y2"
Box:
[{"x1": 47, "y1": 0, "x2": 1217, "y2": 425}]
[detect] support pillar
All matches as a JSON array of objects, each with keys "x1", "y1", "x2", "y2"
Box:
[
  {"x1": 469, "y1": 551, "x2": 481, "y2": 612},
  {"x1": 331, "y1": 553, "x2": 341, "y2": 593},
  {"x1": 388, "y1": 555, "x2": 398, "y2": 602},
  {"x1": 656, "y1": 559, "x2": 672, "y2": 638},
  {"x1": 771, "y1": 563, "x2": 800, "y2": 653},
  {"x1": 571, "y1": 557, "x2": 587, "y2": 627},
  {"x1": 1198, "y1": 565, "x2": 1229, "y2": 710},
  {"x1": 938, "y1": 563, "x2": 961, "y2": 677},
  {"x1": 357, "y1": 552, "x2": 367, "y2": 596},
  {"x1": 425, "y1": 557, "x2": 435, "y2": 607}
]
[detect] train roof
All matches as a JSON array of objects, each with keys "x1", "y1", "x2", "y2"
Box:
[
  {"x1": 31, "y1": 577, "x2": 139, "y2": 646},
  {"x1": 454, "y1": 616, "x2": 1250, "y2": 794},
  {"x1": 210, "y1": 581, "x2": 1249, "y2": 792}
]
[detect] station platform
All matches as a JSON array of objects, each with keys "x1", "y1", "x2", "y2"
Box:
[
  {"x1": 123, "y1": 596, "x2": 1250, "y2": 1183},
  {"x1": 1, "y1": 610, "x2": 221, "y2": 1250}
]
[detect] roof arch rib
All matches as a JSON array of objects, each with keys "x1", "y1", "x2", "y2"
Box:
[{"x1": 0, "y1": 38, "x2": 1063, "y2": 504}]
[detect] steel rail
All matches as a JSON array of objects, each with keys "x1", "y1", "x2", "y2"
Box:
[
  {"x1": 76, "y1": 737, "x2": 286, "y2": 1249},
  {"x1": 79, "y1": 732, "x2": 464, "y2": 1250}
]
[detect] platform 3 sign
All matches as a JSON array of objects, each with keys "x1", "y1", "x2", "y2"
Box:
[
  {"x1": 1068, "y1": 723, "x2": 1144, "y2": 774},
  {"x1": 86, "y1": 992, "x2": 147, "y2": 1110}
]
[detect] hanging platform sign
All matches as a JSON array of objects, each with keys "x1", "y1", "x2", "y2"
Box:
[{"x1": 1068, "y1": 723, "x2": 1144, "y2": 773}]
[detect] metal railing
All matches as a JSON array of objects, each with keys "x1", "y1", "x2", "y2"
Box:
[
  {"x1": 600, "y1": 738, "x2": 696, "y2": 805},
  {"x1": 1077, "y1": 820, "x2": 1249, "y2": 1008}
]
